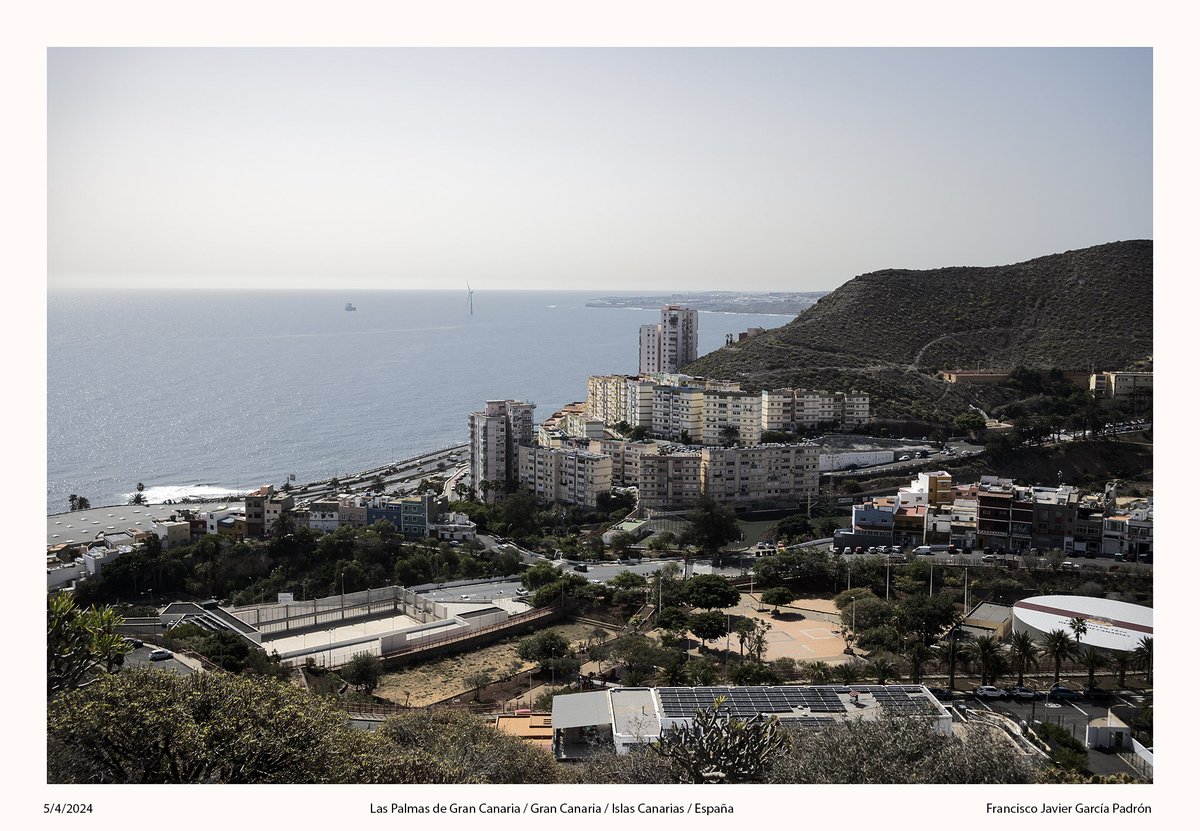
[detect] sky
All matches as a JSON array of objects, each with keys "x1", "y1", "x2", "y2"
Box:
[{"x1": 47, "y1": 47, "x2": 1152, "y2": 292}]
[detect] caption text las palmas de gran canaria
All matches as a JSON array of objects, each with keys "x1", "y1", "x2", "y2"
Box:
[{"x1": 373, "y1": 802, "x2": 734, "y2": 815}]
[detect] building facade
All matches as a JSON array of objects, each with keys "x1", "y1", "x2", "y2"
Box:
[
  {"x1": 638, "y1": 305, "x2": 699, "y2": 374},
  {"x1": 468, "y1": 399, "x2": 535, "y2": 500}
]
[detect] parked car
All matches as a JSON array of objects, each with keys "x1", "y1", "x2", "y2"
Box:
[
  {"x1": 1061, "y1": 561, "x2": 1082, "y2": 570},
  {"x1": 913, "y1": 545, "x2": 933, "y2": 556},
  {"x1": 899, "y1": 455, "x2": 912, "y2": 461},
  {"x1": 981, "y1": 554, "x2": 997, "y2": 563},
  {"x1": 974, "y1": 685, "x2": 1007, "y2": 700},
  {"x1": 573, "y1": 564, "x2": 589, "y2": 572},
  {"x1": 1048, "y1": 685, "x2": 1083, "y2": 701},
  {"x1": 1084, "y1": 687, "x2": 1113, "y2": 702},
  {"x1": 890, "y1": 545, "x2": 902, "y2": 554},
  {"x1": 1008, "y1": 685, "x2": 1038, "y2": 700},
  {"x1": 515, "y1": 588, "x2": 529, "y2": 597},
  {"x1": 123, "y1": 637, "x2": 143, "y2": 648},
  {"x1": 926, "y1": 687, "x2": 955, "y2": 701},
  {"x1": 147, "y1": 648, "x2": 172, "y2": 661}
]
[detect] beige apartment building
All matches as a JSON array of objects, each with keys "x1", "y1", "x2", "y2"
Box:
[
  {"x1": 761, "y1": 388, "x2": 871, "y2": 432},
  {"x1": 1090, "y1": 371, "x2": 1152, "y2": 410},
  {"x1": 468, "y1": 399, "x2": 535, "y2": 500},
  {"x1": 700, "y1": 443, "x2": 820, "y2": 509},
  {"x1": 518, "y1": 445, "x2": 613, "y2": 509},
  {"x1": 632, "y1": 448, "x2": 703, "y2": 509}
]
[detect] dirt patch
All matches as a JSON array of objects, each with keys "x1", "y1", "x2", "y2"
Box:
[{"x1": 374, "y1": 622, "x2": 608, "y2": 707}]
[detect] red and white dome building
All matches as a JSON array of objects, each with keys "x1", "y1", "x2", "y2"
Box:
[{"x1": 1011, "y1": 595, "x2": 1152, "y2": 653}]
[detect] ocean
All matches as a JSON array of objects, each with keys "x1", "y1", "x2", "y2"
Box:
[{"x1": 46, "y1": 289, "x2": 790, "y2": 513}]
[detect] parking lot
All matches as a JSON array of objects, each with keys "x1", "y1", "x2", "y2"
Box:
[
  {"x1": 122, "y1": 643, "x2": 195, "y2": 676},
  {"x1": 955, "y1": 688, "x2": 1148, "y2": 778}
]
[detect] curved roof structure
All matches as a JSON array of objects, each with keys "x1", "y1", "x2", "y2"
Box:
[{"x1": 1012, "y1": 595, "x2": 1152, "y2": 653}]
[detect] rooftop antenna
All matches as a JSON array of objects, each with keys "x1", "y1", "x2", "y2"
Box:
[{"x1": 466, "y1": 281, "x2": 474, "y2": 315}]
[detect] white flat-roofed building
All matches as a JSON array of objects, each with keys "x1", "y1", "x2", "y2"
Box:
[
  {"x1": 1012, "y1": 595, "x2": 1152, "y2": 653},
  {"x1": 552, "y1": 685, "x2": 952, "y2": 760}
]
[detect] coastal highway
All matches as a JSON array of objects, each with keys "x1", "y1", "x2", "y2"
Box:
[{"x1": 47, "y1": 443, "x2": 469, "y2": 547}]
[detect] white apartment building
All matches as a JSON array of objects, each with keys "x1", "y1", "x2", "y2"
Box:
[
  {"x1": 762, "y1": 388, "x2": 871, "y2": 432},
  {"x1": 518, "y1": 445, "x2": 614, "y2": 509},
  {"x1": 700, "y1": 443, "x2": 819, "y2": 509},
  {"x1": 639, "y1": 305, "x2": 699, "y2": 374},
  {"x1": 468, "y1": 399, "x2": 535, "y2": 499}
]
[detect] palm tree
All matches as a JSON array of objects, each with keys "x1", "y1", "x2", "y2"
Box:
[
  {"x1": 803, "y1": 660, "x2": 833, "y2": 685},
  {"x1": 1009, "y1": 630, "x2": 1040, "y2": 687},
  {"x1": 1040, "y1": 629, "x2": 1078, "y2": 686},
  {"x1": 832, "y1": 661, "x2": 862, "y2": 685},
  {"x1": 907, "y1": 642, "x2": 934, "y2": 684},
  {"x1": 1068, "y1": 617, "x2": 1089, "y2": 645},
  {"x1": 868, "y1": 655, "x2": 898, "y2": 685},
  {"x1": 966, "y1": 635, "x2": 1008, "y2": 687},
  {"x1": 1078, "y1": 647, "x2": 1109, "y2": 690},
  {"x1": 1110, "y1": 650, "x2": 1133, "y2": 689},
  {"x1": 1133, "y1": 636, "x2": 1153, "y2": 684}
]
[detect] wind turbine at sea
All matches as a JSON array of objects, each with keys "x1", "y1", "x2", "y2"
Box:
[{"x1": 466, "y1": 281, "x2": 474, "y2": 315}]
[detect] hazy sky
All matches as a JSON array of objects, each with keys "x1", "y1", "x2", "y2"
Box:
[{"x1": 48, "y1": 48, "x2": 1152, "y2": 291}]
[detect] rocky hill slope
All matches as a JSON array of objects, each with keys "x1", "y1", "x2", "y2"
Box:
[{"x1": 685, "y1": 240, "x2": 1152, "y2": 421}]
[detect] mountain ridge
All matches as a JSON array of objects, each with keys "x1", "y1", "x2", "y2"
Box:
[{"x1": 684, "y1": 240, "x2": 1152, "y2": 421}]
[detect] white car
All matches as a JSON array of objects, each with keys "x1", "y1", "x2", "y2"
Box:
[
  {"x1": 148, "y1": 648, "x2": 172, "y2": 661},
  {"x1": 974, "y1": 685, "x2": 1007, "y2": 700}
]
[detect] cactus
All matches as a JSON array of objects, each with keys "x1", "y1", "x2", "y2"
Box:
[{"x1": 651, "y1": 696, "x2": 786, "y2": 783}]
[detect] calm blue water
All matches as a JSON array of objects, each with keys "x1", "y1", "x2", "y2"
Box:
[{"x1": 47, "y1": 290, "x2": 790, "y2": 513}]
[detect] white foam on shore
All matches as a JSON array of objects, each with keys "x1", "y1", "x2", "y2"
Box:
[{"x1": 126, "y1": 485, "x2": 248, "y2": 504}]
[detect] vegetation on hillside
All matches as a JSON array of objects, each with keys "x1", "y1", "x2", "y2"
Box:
[{"x1": 685, "y1": 240, "x2": 1152, "y2": 421}]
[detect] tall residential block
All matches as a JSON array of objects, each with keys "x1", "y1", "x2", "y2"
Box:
[
  {"x1": 639, "y1": 304, "x2": 699, "y2": 374},
  {"x1": 700, "y1": 443, "x2": 820, "y2": 510},
  {"x1": 518, "y1": 445, "x2": 613, "y2": 509},
  {"x1": 468, "y1": 399, "x2": 535, "y2": 500}
]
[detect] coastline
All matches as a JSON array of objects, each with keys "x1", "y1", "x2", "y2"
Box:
[{"x1": 46, "y1": 442, "x2": 469, "y2": 548}]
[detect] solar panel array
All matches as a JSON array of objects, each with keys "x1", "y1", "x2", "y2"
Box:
[
  {"x1": 655, "y1": 685, "x2": 942, "y2": 720},
  {"x1": 658, "y1": 686, "x2": 848, "y2": 719}
]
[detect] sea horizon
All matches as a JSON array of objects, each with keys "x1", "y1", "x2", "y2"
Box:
[{"x1": 47, "y1": 288, "x2": 790, "y2": 513}]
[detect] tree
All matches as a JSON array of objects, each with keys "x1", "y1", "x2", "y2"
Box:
[
  {"x1": 1133, "y1": 636, "x2": 1153, "y2": 684},
  {"x1": 689, "y1": 611, "x2": 728, "y2": 646},
  {"x1": 761, "y1": 586, "x2": 794, "y2": 613},
  {"x1": 1068, "y1": 616, "x2": 1089, "y2": 645},
  {"x1": 48, "y1": 670, "x2": 365, "y2": 783},
  {"x1": 1111, "y1": 650, "x2": 1133, "y2": 688},
  {"x1": 802, "y1": 661, "x2": 833, "y2": 684},
  {"x1": 516, "y1": 630, "x2": 571, "y2": 671},
  {"x1": 907, "y1": 642, "x2": 934, "y2": 684},
  {"x1": 965, "y1": 635, "x2": 1008, "y2": 686},
  {"x1": 767, "y1": 716, "x2": 1034, "y2": 784},
  {"x1": 1040, "y1": 629, "x2": 1078, "y2": 686},
  {"x1": 683, "y1": 573, "x2": 740, "y2": 611},
  {"x1": 954, "y1": 412, "x2": 987, "y2": 438},
  {"x1": 609, "y1": 532, "x2": 636, "y2": 559},
  {"x1": 370, "y1": 708, "x2": 565, "y2": 784},
  {"x1": 1078, "y1": 647, "x2": 1109, "y2": 689},
  {"x1": 651, "y1": 697, "x2": 786, "y2": 783},
  {"x1": 832, "y1": 661, "x2": 862, "y2": 685},
  {"x1": 128, "y1": 491, "x2": 147, "y2": 506},
  {"x1": 68, "y1": 494, "x2": 91, "y2": 512},
  {"x1": 1009, "y1": 630, "x2": 1040, "y2": 687},
  {"x1": 342, "y1": 652, "x2": 382, "y2": 695},
  {"x1": 47, "y1": 594, "x2": 130, "y2": 697},
  {"x1": 680, "y1": 494, "x2": 741, "y2": 561},
  {"x1": 718, "y1": 424, "x2": 741, "y2": 446},
  {"x1": 868, "y1": 654, "x2": 899, "y2": 685}
]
